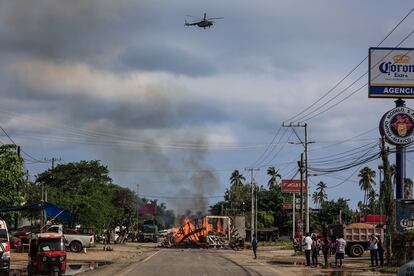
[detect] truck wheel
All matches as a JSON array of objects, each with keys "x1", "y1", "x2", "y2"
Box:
[
  {"x1": 349, "y1": 244, "x2": 364, "y2": 257},
  {"x1": 70, "y1": 241, "x2": 83, "y2": 253}
]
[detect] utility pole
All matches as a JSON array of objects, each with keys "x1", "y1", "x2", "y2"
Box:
[
  {"x1": 136, "y1": 184, "x2": 140, "y2": 231},
  {"x1": 283, "y1": 122, "x2": 311, "y2": 234},
  {"x1": 298, "y1": 153, "x2": 305, "y2": 237},
  {"x1": 245, "y1": 168, "x2": 259, "y2": 241},
  {"x1": 395, "y1": 98, "x2": 406, "y2": 199},
  {"x1": 44, "y1": 157, "x2": 62, "y2": 169}
]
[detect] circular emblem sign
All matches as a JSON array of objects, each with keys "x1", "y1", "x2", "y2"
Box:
[{"x1": 380, "y1": 106, "x2": 414, "y2": 145}]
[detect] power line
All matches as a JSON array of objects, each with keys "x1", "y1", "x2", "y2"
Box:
[
  {"x1": 297, "y1": 28, "x2": 414, "y2": 122},
  {"x1": 284, "y1": 7, "x2": 414, "y2": 123}
]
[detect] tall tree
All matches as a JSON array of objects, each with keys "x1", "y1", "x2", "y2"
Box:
[
  {"x1": 36, "y1": 160, "x2": 113, "y2": 228},
  {"x1": 313, "y1": 181, "x2": 327, "y2": 209},
  {"x1": 0, "y1": 144, "x2": 27, "y2": 225},
  {"x1": 267, "y1": 166, "x2": 281, "y2": 189},
  {"x1": 230, "y1": 170, "x2": 246, "y2": 187},
  {"x1": 358, "y1": 167, "x2": 376, "y2": 213},
  {"x1": 380, "y1": 138, "x2": 394, "y2": 264}
]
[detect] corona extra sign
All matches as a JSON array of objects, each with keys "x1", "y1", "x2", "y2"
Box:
[{"x1": 369, "y1": 47, "x2": 414, "y2": 98}]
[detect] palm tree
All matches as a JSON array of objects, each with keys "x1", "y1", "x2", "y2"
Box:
[
  {"x1": 404, "y1": 178, "x2": 413, "y2": 199},
  {"x1": 313, "y1": 181, "x2": 327, "y2": 209},
  {"x1": 367, "y1": 188, "x2": 378, "y2": 213},
  {"x1": 229, "y1": 170, "x2": 246, "y2": 212},
  {"x1": 230, "y1": 170, "x2": 246, "y2": 187},
  {"x1": 358, "y1": 167, "x2": 376, "y2": 213},
  {"x1": 267, "y1": 166, "x2": 281, "y2": 189},
  {"x1": 312, "y1": 191, "x2": 319, "y2": 208}
]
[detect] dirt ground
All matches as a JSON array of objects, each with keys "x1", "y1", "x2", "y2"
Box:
[{"x1": 10, "y1": 243, "x2": 158, "y2": 275}]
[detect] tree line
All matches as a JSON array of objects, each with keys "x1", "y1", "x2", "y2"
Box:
[{"x1": 0, "y1": 144, "x2": 175, "y2": 234}]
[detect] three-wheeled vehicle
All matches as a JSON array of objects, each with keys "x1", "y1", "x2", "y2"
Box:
[{"x1": 27, "y1": 233, "x2": 66, "y2": 276}]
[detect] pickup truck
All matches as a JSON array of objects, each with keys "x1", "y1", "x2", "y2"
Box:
[{"x1": 46, "y1": 225, "x2": 94, "y2": 253}]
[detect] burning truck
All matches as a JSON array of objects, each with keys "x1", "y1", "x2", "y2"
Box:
[{"x1": 162, "y1": 215, "x2": 245, "y2": 249}]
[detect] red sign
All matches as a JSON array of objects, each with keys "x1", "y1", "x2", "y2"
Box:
[
  {"x1": 139, "y1": 203, "x2": 156, "y2": 215},
  {"x1": 283, "y1": 202, "x2": 293, "y2": 209},
  {"x1": 281, "y1": 179, "x2": 307, "y2": 193}
]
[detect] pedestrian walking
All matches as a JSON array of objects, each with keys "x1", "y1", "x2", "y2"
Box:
[
  {"x1": 377, "y1": 236, "x2": 384, "y2": 267},
  {"x1": 334, "y1": 234, "x2": 346, "y2": 268},
  {"x1": 293, "y1": 236, "x2": 300, "y2": 253},
  {"x1": 303, "y1": 232, "x2": 312, "y2": 267},
  {"x1": 322, "y1": 235, "x2": 331, "y2": 268},
  {"x1": 311, "y1": 234, "x2": 320, "y2": 267},
  {"x1": 369, "y1": 234, "x2": 379, "y2": 267},
  {"x1": 252, "y1": 234, "x2": 258, "y2": 259}
]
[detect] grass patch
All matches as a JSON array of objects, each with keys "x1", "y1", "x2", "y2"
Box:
[
  {"x1": 260, "y1": 240, "x2": 293, "y2": 249},
  {"x1": 379, "y1": 266, "x2": 399, "y2": 273}
]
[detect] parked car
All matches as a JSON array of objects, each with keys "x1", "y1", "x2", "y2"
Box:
[
  {"x1": 0, "y1": 220, "x2": 10, "y2": 275},
  {"x1": 46, "y1": 225, "x2": 94, "y2": 253}
]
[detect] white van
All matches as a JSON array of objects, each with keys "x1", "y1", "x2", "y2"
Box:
[{"x1": 0, "y1": 220, "x2": 10, "y2": 274}]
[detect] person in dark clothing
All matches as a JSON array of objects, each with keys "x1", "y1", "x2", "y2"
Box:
[
  {"x1": 377, "y1": 236, "x2": 384, "y2": 267},
  {"x1": 252, "y1": 234, "x2": 258, "y2": 259},
  {"x1": 311, "y1": 234, "x2": 320, "y2": 267},
  {"x1": 322, "y1": 236, "x2": 331, "y2": 268}
]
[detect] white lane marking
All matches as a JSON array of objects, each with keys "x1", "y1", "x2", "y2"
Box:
[
  {"x1": 119, "y1": 250, "x2": 162, "y2": 276},
  {"x1": 142, "y1": 250, "x2": 161, "y2": 263}
]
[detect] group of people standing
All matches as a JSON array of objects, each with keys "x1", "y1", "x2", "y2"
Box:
[
  {"x1": 302, "y1": 232, "x2": 346, "y2": 268},
  {"x1": 301, "y1": 232, "x2": 385, "y2": 268}
]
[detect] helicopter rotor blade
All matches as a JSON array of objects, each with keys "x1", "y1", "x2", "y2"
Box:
[
  {"x1": 185, "y1": 14, "x2": 202, "y2": 20},
  {"x1": 208, "y1": 17, "x2": 224, "y2": 20}
]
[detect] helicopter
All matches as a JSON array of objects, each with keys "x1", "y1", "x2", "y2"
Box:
[{"x1": 185, "y1": 13, "x2": 223, "y2": 29}]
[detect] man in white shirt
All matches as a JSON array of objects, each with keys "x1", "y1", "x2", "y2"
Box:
[
  {"x1": 369, "y1": 234, "x2": 378, "y2": 267},
  {"x1": 335, "y1": 235, "x2": 347, "y2": 268},
  {"x1": 303, "y1": 232, "x2": 312, "y2": 266}
]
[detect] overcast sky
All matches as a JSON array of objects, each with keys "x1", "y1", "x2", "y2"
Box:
[{"x1": 1, "y1": 0, "x2": 414, "y2": 213}]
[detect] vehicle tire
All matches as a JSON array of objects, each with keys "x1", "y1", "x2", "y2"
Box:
[
  {"x1": 69, "y1": 241, "x2": 83, "y2": 253},
  {"x1": 349, "y1": 244, "x2": 364, "y2": 257}
]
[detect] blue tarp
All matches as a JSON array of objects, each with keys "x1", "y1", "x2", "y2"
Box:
[{"x1": 0, "y1": 202, "x2": 72, "y2": 222}]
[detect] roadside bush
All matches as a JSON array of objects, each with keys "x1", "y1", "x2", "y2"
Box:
[{"x1": 392, "y1": 231, "x2": 414, "y2": 266}]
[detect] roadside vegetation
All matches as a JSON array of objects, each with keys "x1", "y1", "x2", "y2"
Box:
[{"x1": 0, "y1": 144, "x2": 175, "y2": 238}]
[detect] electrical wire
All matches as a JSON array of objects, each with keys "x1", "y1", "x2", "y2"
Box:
[{"x1": 284, "y1": 7, "x2": 414, "y2": 123}]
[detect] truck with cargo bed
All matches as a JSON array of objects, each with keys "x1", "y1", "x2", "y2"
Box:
[{"x1": 327, "y1": 223, "x2": 384, "y2": 257}]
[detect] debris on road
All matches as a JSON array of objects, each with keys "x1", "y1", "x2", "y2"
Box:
[{"x1": 162, "y1": 215, "x2": 244, "y2": 249}]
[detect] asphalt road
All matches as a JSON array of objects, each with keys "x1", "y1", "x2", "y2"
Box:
[{"x1": 119, "y1": 249, "x2": 280, "y2": 276}]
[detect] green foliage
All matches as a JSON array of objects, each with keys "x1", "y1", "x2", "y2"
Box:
[
  {"x1": 257, "y1": 210, "x2": 275, "y2": 228},
  {"x1": 35, "y1": 160, "x2": 137, "y2": 232},
  {"x1": 392, "y1": 232, "x2": 414, "y2": 266},
  {"x1": 267, "y1": 167, "x2": 281, "y2": 189},
  {"x1": 312, "y1": 198, "x2": 352, "y2": 233},
  {"x1": 212, "y1": 169, "x2": 291, "y2": 233},
  {"x1": 0, "y1": 144, "x2": 26, "y2": 208},
  {"x1": 312, "y1": 181, "x2": 327, "y2": 209},
  {"x1": 358, "y1": 167, "x2": 376, "y2": 214}
]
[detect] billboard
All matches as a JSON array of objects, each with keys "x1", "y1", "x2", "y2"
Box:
[
  {"x1": 281, "y1": 179, "x2": 307, "y2": 193},
  {"x1": 369, "y1": 47, "x2": 414, "y2": 98},
  {"x1": 396, "y1": 199, "x2": 414, "y2": 232}
]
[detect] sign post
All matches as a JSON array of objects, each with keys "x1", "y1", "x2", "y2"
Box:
[
  {"x1": 371, "y1": 47, "x2": 414, "y2": 200},
  {"x1": 281, "y1": 179, "x2": 307, "y2": 240}
]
